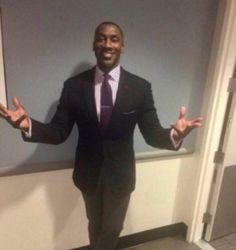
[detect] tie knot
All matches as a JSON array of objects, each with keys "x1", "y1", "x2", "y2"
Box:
[{"x1": 103, "y1": 74, "x2": 111, "y2": 83}]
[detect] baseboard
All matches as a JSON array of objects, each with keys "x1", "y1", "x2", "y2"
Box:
[{"x1": 71, "y1": 222, "x2": 187, "y2": 250}]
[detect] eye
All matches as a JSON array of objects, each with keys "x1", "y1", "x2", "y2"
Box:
[
  {"x1": 111, "y1": 36, "x2": 120, "y2": 42},
  {"x1": 96, "y1": 35, "x2": 105, "y2": 42}
]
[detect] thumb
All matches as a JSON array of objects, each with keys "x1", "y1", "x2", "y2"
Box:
[
  {"x1": 178, "y1": 106, "x2": 186, "y2": 120},
  {"x1": 12, "y1": 97, "x2": 23, "y2": 109}
]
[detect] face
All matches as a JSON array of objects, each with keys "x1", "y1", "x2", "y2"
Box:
[{"x1": 93, "y1": 24, "x2": 124, "y2": 73}]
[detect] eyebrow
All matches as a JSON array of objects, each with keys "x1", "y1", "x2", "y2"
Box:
[{"x1": 96, "y1": 32, "x2": 121, "y2": 37}]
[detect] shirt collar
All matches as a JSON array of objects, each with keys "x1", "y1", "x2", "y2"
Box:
[{"x1": 95, "y1": 64, "x2": 121, "y2": 83}]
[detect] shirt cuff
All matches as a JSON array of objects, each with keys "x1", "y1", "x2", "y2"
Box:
[
  {"x1": 170, "y1": 128, "x2": 182, "y2": 149},
  {"x1": 21, "y1": 118, "x2": 32, "y2": 138}
]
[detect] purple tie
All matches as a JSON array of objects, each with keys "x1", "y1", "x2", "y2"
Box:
[{"x1": 100, "y1": 74, "x2": 113, "y2": 135}]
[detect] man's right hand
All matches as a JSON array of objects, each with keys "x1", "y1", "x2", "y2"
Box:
[{"x1": 0, "y1": 97, "x2": 29, "y2": 132}]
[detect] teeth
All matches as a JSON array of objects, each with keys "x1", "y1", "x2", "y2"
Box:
[{"x1": 103, "y1": 52, "x2": 112, "y2": 58}]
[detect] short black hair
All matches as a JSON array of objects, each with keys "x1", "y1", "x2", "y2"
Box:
[{"x1": 94, "y1": 21, "x2": 124, "y2": 40}]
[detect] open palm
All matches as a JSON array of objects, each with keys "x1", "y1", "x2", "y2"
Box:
[
  {"x1": 172, "y1": 106, "x2": 203, "y2": 139},
  {"x1": 0, "y1": 97, "x2": 29, "y2": 131}
]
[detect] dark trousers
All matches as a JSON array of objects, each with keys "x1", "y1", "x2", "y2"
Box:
[{"x1": 82, "y1": 174, "x2": 130, "y2": 250}]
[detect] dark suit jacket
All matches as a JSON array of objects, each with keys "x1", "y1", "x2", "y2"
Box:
[{"x1": 23, "y1": 67, "x2": 178, "y2": 195}]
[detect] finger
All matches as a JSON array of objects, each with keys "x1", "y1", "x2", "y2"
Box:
[
  {"x1": 193, "y1": 122, "x2": 203, "y2": 127},
  {"x1": 0, "y1": 109, "x2": 7, "y2": 118},
  {"x1": 189, "y1": 120, "x2": 203, "y2": 128},
  {"x1": 0, "y1": 102, "x2": 9, "y2": 116},
  {"x1": 12, "y1": 97, "x2": 23, "y2": 110},
  {"x1": 190, "y1": 117, "x2": 203, "y2": 125},
  {"x1": 193, "y1": 116, "x2": 203, "y2": 122},
  {"x1": 178, "y1": 106, "x2": 186, "y2": 120}
]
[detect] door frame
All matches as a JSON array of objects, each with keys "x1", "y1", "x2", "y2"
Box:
[
  {"x1": 187, "y1": 0, "x2": 236, "y2": 242},
  {"x1": 203, "y1": 81, "x2": 236, "y2": 241},
  {"x1": 0, "y1": 8, "x2": 7, "y2": 107}
]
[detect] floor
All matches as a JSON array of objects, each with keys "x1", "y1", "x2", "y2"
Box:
[
  {"x1": 210, "y1": 232, "x2": 236, "y2": 250},
  {"x1": 123, "y1": 236, "x2": 201, "y2": 250}
]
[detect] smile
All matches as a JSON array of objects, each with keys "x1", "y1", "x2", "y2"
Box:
[{"x1": 102, "y1": 52, "x2": 114, "y2": 59}]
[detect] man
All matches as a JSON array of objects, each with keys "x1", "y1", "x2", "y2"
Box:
[{"x1": 0, "y1": 22, "x2": 202, "y2": 250}]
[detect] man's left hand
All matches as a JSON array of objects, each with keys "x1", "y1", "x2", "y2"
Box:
[{"x1": 171, "y1": 106, "x2": 203, "y2": 140}]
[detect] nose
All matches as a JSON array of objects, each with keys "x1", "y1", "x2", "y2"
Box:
[{"x1": 104, "y1": 39, "x2": 112, "y2": 48}]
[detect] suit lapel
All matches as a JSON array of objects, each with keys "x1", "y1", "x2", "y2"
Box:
[
  {"x1": 109, "y1": 68, "x2": 130, "y2": 123},
  {"x1": 81, "y1": 68, "x2": 99, "y2": 126}
]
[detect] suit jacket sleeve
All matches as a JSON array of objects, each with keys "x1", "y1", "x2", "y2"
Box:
[
  {"x1": 138, "y1": 83, "x2": 180, "y2": 150},
  {"x1": 22, "y1": 81, "x2": 75, "y2": 144}
]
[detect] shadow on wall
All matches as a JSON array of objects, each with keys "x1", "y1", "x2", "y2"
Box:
[
  {"x1": 0, "y1": 62, "x2": 94, "y2": 248},
  {"x1": 1, "y1": 61, "x2": 93, "y2": 176}
]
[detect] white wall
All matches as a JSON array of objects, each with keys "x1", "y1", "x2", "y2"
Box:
[
  {"x1": 0, "y1": 0, "x2": 218, "y2": 167},
  {"x1": 0, "y1": 154, "x2": 196, "y2": 250}
]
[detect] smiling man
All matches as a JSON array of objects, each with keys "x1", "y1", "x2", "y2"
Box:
[
  {"x1": 93, "y1": 22, "x2": 124, "y2": 73},
  {"x1": 0, "y1": 22, "x2": 202, "y2": 250}
]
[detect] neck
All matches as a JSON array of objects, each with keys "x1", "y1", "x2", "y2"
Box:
[{"x1": 97, "y1": 63, "x2": 120, "y2": 74}]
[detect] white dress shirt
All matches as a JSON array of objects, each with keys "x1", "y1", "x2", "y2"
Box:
[{"x1": 95, "y1": 65, "x2": 120, "y2": 121}]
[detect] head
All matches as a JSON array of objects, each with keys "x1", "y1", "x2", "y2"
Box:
[{"x1": 93, "y1": 22, "x2": 124, "y2": 73}]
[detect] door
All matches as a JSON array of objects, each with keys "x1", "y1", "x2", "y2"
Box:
[{"x1": 204, "y1": 75, "x2": 236, "y2": 241}]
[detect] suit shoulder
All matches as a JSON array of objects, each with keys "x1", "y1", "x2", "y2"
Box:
[
  {"x1": 63, "y1": 68, "x2": 95, "y2": 88},
  {"x1": 123, "y1": 69, "x2": 151, "y2": 88}
]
